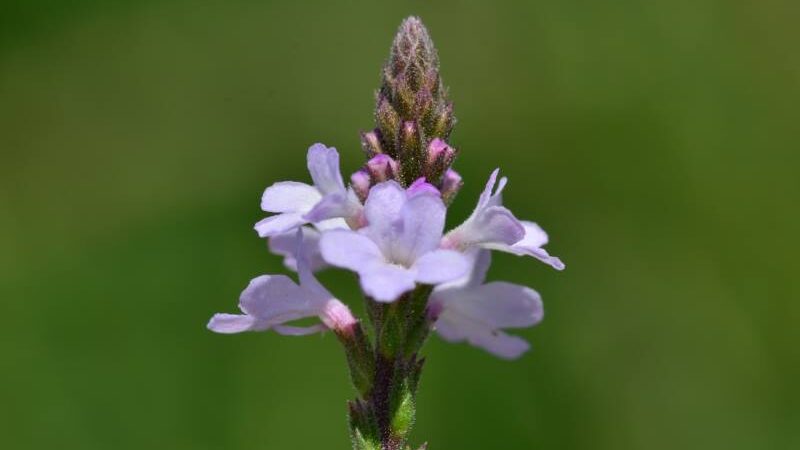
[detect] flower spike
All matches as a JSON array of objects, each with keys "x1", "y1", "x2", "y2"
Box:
[{"x1": 210, "y1": 16, "x2": 565, "y2": 450}]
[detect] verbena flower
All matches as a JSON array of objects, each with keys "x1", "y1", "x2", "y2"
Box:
[
  {"x1": 319, "y1": 181, "x2": 469, "y2": 302},
  {"x1": 443, "y1": 168, "x2": 565, "y2": 270},
  {"x1": 428, "y1": 250, "x2": 543, "y2": 359},
  {"x1": 254, "y1": 143, "x2": 363, "y2": 238},
  {"x1": 209, "y1": 17, "x2": 565, "y2": 450},
  {"x1": 208, "y1": 230, "x2": 356, "y2": 335}
]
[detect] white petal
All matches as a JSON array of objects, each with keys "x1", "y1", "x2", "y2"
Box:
[
  {"x1": 319, "y1": 229, "x2": 385, "y2": 273},
  {"x1": 260, "y1": 181, "x2": 320, "y2": 213},
  {"x1": 413, "y1": 249, "x2": 470, "y2": 285},
  {"x1": 254, "y1": 212, "x2": 307, "y2": 238},
  {"x1": 307, "y1": 143, "x2": 345, "y2": 195},
  {"x1": 207, "y1": 313, "x2": 263, "y2": 334},
  {"x1": 360, "y1": 263, "x2": 417, "y2": 302}
]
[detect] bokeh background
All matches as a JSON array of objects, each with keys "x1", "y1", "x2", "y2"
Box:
[{"x1": 1, "y1": 1, "x2": 798, "y2": 449}]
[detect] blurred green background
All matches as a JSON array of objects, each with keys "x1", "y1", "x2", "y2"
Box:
[{"x1": 1, "y1": 0, "x2": 798, "y2": 449}]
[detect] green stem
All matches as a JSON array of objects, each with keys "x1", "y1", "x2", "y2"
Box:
[{"x1": 345, "y1": 286, "x2": 435, "y2": 450}]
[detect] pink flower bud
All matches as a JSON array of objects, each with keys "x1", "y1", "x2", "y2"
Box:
[
  {"x1": 321, "y1": 300, "x2": 358, "y2": 333},
  {"x1": 360, "y1": 129, "x2": 383, "y2": 157},
  {"x1": 366, "y1": 154, "x2": 399, "y2": 182},
  {"x1": 350, "y1": 169, "x2": 371, "y2": 202},
  {"x1": 440, "y1": 168, "x2": 463, "y2": 204},
  {"x1": 426, "y1": 138, "x2": 456, "y2": 166}
]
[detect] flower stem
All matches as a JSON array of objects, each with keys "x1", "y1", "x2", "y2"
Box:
[{"x1": 345, "y1": 286, "x2": 434, "y2": 450}]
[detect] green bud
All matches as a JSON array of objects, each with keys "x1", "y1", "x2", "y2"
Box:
[
  {"x1": 360, "y1": 129, "x2": 384, "y2": 157},
  {"x1": 431, "y1": 102, "x2": 455, "y2": 140},
  {"x1": 398, "y1": 121, "x2": 425, "y2": 184},
  {"x1": 376, "y1": 95, "x2": 401, "y2": 158},
  {"x1": 349, "y1": 400, "x2": 381, "y2": 450},
  {"x1": 337, "y1": 322, "x2": 375, "y2": 397},
  {"x1": 390, "y1": 388, "x2": 415, "y2": 437}
]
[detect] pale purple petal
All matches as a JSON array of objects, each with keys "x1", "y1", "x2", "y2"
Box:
[
  {"x1": 470, "y1": 330, "x2": 531, "y2": 360},
  {"x1": 462, "y1": 206, "x2": 525, "y2": 247},
  {"x1": 207, "y1": 313, "x2": 262, "y2": 334},
  {"x1": 320, "y1": 299, "x2": 357, "y2": 330},
  {"x1": 303, "y1": 189, "x2": 363, "y2": 224},
  {"x1": 307, "y1": 143, "x2": 345, "y2": 195},
  {"x1": 520, "y1": 247, "x2": 565, "y2": 270},
  {"x1": 487, "y1": 177, "x2": 508, "y2": 207},
  {"x1": 360, "y1": 263, "x2": 417, "y2": 302},
  {"x1": 394, "y1": 192, "x2": 447, "y2": 263},
  {"x1": 319, "y1": 229, "x2": 385, "y2": 273},
  {"x1": 239, "y1": 275, "x2": 316, "y2": 324},
  {"x1": 273, "y1": 324, "x2": 328, "y2": 336},
  {"x1": 268, "y1": 228, "x2": 327, "y2": 272},
  {"x1": 254, "y1": 212, "x2": 307, "y2": 238},
  {"x1": 294, "y1": 229, "x2": 334, "y2": 301},
  {"x1": 518, "y1": 221, "x2": 549, "y2": 248},
  {"x1": 475, "y1": 168, "x2": 500, "y2": 210},
  {"x1": 260, "y1": 181, "x2": 320, "y2": 213},
  {"x1": 363, "y1": 181, "x2": 406, "y2": 235},
  {"x1": 443, "y1": 169, "x2": 525, "y2": 250},
  {"x1": 464, "y1": 282, "x2": 543, "y2": 328},
  {"x1": 434, "y1": 312, "x2": 531, "y2": 360},
  {"x1": 314, "y1": 217, "x2": 349, "y2": 231},
  {"x1": 407, "y1": 177, "x2": 440, "y2": 198},
  {"x1": 413, "y1": 249, "x2": 470, "y2": 285},
  {"x1": 434, "y1": 310, "x2": 530, "y2": 359},
  {"x1": 430, "y1": 278, "x2": 541, "y2": 359},
  {"x1": 439, "y1": 249, "x2": 492, "y2": 290},
  {"x1": 483, "y1": 221, "x2": 565, "y2": 270}
]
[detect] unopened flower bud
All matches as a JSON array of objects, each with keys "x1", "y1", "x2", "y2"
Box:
[
  {"x1": 399, "y1": 120, "x2": 423, "y2": 157},
  {"x1": 431, "y1": 101, "x2": 455, "y2": 139},
  {"x1": 398, "y1": 120, "x2": 425, "y2": 184},
  {"x1": 350, "y1": 169, "x2": 371, "y2": 202},
  {"x1": 440, "y1": 168, "x2": 463, "y2": 204},
  {"x1": 360, "y1": 129, "x2": 384, "y2": 157},
  {"x1": 422, "y1": 138, "x2": 456, "y2": 184},
  {"x1": 367, "y1": 154, "x2": 399, "y2": 182},
  {"x1": 370, "y1": 16, "x2": 455, "y2": 164},
  {"x1": 376, "y1": 95, "x2": 401, "y2": 157},
  {"x1": 426, "y1": 138, "x2": 456, "y2": 167},
  {"x1": 322, "y1": 300, "x2": 358, "y2": 333}
]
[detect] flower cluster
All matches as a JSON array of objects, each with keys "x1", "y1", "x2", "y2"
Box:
[
  {"x1": 207, "y1": 17, "x2": 564, "y2": 450},
  {"x1": 209, "y1": 143, "x2": 563, "y2": 357}
]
